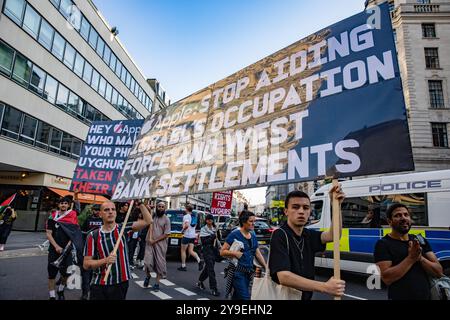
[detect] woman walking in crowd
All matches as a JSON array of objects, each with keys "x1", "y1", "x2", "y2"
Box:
[
  {"x1": 220, "y1": 210, "x2": 267, "y2": 300},
  {"x1": 197, "y1": 214, "x2": 220, "y2": 297}
]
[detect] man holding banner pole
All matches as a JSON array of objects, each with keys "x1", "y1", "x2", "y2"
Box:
[
  {"x1": 268, "y1": 184, "x2": 345, "y2": 300},
  {"x1": 83, "y1": 200, "x2": 152, "y2": 300}
]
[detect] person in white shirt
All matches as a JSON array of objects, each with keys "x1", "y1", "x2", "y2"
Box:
[{"x1": 178, "y1": 205, "x2": 204, "y2": 271}]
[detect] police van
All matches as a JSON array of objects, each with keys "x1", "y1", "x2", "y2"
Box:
[{"x1": 309, "y1": 170, "x2": 450, "y2": 276}]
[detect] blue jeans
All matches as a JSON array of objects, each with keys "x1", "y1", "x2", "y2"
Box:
[{"x1": 232, "y1": 271, "x2": 251, "y2": 300}]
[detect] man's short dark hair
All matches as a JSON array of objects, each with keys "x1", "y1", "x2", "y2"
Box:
[
  {"x1": 185, "y1": 205, "x2": 193, "y2": 213},
  {"x1": 239, "y1": 210, "x2": 255, "y2": 226},
  {"x1": 58, "y1": 196, "x2": 72, "y2": 204},
  {"x1": 386, "y1": 203, "x2": 409, "y2": 220},
  {"x1": 285, "y1": 191, "x2": 310, "y2": 208}
]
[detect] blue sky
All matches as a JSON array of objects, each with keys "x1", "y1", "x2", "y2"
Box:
[{"x1": 93, "y1": 0, "x2": 366, "y2": 205}]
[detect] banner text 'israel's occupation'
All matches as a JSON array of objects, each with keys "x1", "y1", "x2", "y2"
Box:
[{"x1": 112, "y1": 3, "x2": 413, "y2": 201}]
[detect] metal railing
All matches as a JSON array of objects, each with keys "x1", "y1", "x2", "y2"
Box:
[{"x1": 414, "y1": 4, "x2": 440, "y2": 13}]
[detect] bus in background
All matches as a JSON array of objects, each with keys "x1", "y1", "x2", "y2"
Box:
[{"x1": 309, "y1": 170, "x2": 450, "y2": 276}]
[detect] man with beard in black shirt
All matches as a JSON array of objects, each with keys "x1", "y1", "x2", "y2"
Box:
[{"x1": 374, "y1": 203, "x2": 443, "y2": 300}]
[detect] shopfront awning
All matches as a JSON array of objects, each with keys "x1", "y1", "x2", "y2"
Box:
[{"x1": 47, "y1": 187, "x2": 109, "y2": 204}]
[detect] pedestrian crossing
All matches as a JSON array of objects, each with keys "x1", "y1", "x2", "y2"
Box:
[
  {"x1": 131, "y1": 271, "x2": 215, "y2": 300},
  {"x1": 174, "y1": 287, "x2": 197, "y2": 296}
]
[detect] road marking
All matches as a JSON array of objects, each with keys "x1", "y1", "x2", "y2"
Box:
[
  {"x1": 131, "y1": 273, "x2": 139, "y2": 279},
  {"x1": 134, "y1": 281, "x2": 148, "y2": 289},
  {"x1": 175, "y1": 287, "x2": 197, "y2": 296},
  {"x1": 198, "y1": 298, "x2": 210, "y2": 300},
  {"x1": 0, "y1": 248, "x2": 46, "y2": 259},
  {"x1": 160, "y1": 279, "x2": 175, "y2": 286},
  {"x1": 150, "y1": 290, "x2": 172, "y2": 300},
  {"x1": 343, "y1": 293, "x2": 367, "y2": 301}
]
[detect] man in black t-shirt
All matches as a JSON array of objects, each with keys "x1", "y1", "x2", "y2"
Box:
[
  {"x1": 269, "y1": 189, "x2": 346, "y2": 300},
  {"x1": 374, "y1": 203, "x2": 443, "y2": 300}
]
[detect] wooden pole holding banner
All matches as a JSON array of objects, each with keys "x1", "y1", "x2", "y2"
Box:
[
  {"x1": 103, "y1": 199, "x2": 135, "y2": 283},
  {"x1": 332, "y1": 179, "x2": 341, "y2": 300}
]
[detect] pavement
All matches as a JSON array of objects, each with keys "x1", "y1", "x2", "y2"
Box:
[{"x1": 0, "y1": 231, "x2": 387, "y2": 300}]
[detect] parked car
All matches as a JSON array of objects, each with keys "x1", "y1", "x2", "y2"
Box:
[
  {"x1": 218, "y1": 217, "x2": 275, "y2": 245},
  {"x1": 212, "y1": 214, "x2": 231, "y2": 229}
]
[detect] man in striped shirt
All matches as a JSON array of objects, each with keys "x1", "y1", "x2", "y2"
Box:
[{"x1": 83, "y1": 200, "x2": 153, "y2": 300}]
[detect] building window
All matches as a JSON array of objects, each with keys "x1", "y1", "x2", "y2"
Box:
[
  {"x1": 80, "y1": 16, "x2": 90, "y2": 41},
  {"x1": 50, "y1": 0, "x2": 61, "y2": 9},
  {"x1": 96, "y1": 38, "x2": 105, "y2": 57},
  {"x1": 126, "y1": 71, "x2": 131, "y2": 88},
  {"x1": 4, "y1": 0, "x2": 26, "y2": 25},
  {"x1": 98, "y1": 77, "x2": 107, "y2": 97},
  {"x1": 73, "y1": 52, "x2": 84, "y2": 77},
  {"x1": 425, "y1": 48, "x2": 440, "y2": 69},
  {"x1": 60, "y1": 132, "x2": 72, "y2": 157},
  {"x1": 29, "y1": 64, "x2": 46, "y2": 96},
  {"x1": 49, "y1": 128, "x2": 62, "y2": 153},
  {"x1": 90, "y1": 69, "x2": 100, "y2": 92},
  {"x1": 432, "y1": 123, "x2": 448, "y2": 148},
  {"x1": 35, "y1": 121, "x2": 50, "y2": 149},
  {"x1": 19, "y1": 115, "x2": 37, "y2": 145},
  {"x1": 67, "y1": 91, "x2": 81, "y2": 115},
  {"x1": 82, "y1": 62, "x2": 92, "y2": 84},
  {"x1": 422, "y1": 23, "x2": 436, "y2": 38},
  {"x1": 88, "y1": 28, "x2": 98, "y2": 49},
  {"x1": 109, "y1": 53, "x2": 117, "y2": 71},
  {"x1": 115, "y1": 60, "x2": 123, "y2": 79},
  {"x1": 59, "y1": 0, "x2": 72, "y2": 18},
  {"x1": 429, "y1": 80, "x2": 445, "y2": 108},
  {"x1": 0, "y1": 42, "x2": 15, "y2": 77},
  {"x1": 1, "y1": 106, "x2": 22, "y2": 139},
  {"x1": 56, "y1": 84, "x2": 69, "y2": 110},
  {"x1": 103, "y1": 45, "x2": 111, "y2": 65},
  {"x1": 63, "y1": 43, "x2": 76, "y2": 70},
  {"x1": 51, "y1": 32, "x2": 65, "y2": 61},
  {"x1": 111, "y1": 89, "x2": 118, "y2": 107},
  {"x1": 43, "y1": 75, "x2": 58, "y2": 104},
  {"x1": 117, "y1": 94, "x2": 124, "y2": 111},
  {"x1": 22, "y1": 4, "x2": 41, "y2": 39},
  {"x1": 105, "y1": 83, "x2": 112, "y2": 102},
  {"x1": 12, "y1": 53, "x2": 32, "y2": 86},
  {"x1": 72, "y1": 139, "x2": 82, "y2": 158},
  {"x1": 38, "y1": 19, "x2": 54, "y2": 51}
]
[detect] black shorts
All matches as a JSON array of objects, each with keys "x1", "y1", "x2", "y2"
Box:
[
  {"x1": 90, "y1": 281, "x2": 129, "y2": 300},
  {"x1": 47, "y1": 251, "x2": 69, "y2": 279},
  {"x1": 181, "y1": 237, "x2": 195, "y2": 245}
]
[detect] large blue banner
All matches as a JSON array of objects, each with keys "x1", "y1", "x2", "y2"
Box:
[
  {"x1": 112, "y1": 3, "x2": 414, "y2": 201},
  {"x1": 70, "y1": 120, "x2": 143, "y2": 196}
]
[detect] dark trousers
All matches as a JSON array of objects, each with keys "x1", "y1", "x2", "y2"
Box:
[
  {"x1": 128, "y1": 238, "x2": 138, "y2": 263},
  {"x1": 90, "y1": 281, "x2": 129, "y2": 300},
  {"x1": 81, "y1": 266, "x2": 92, "y2": 295},
  {"x1": 0, "y1": 224, "x2": 13, "y2": 244},
  {"x1": 199, "y1": 246, "x2": 217, "y2": 290},
  {"x1": 137, "y1": 235, "x2": 146, "y2": 261}
]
